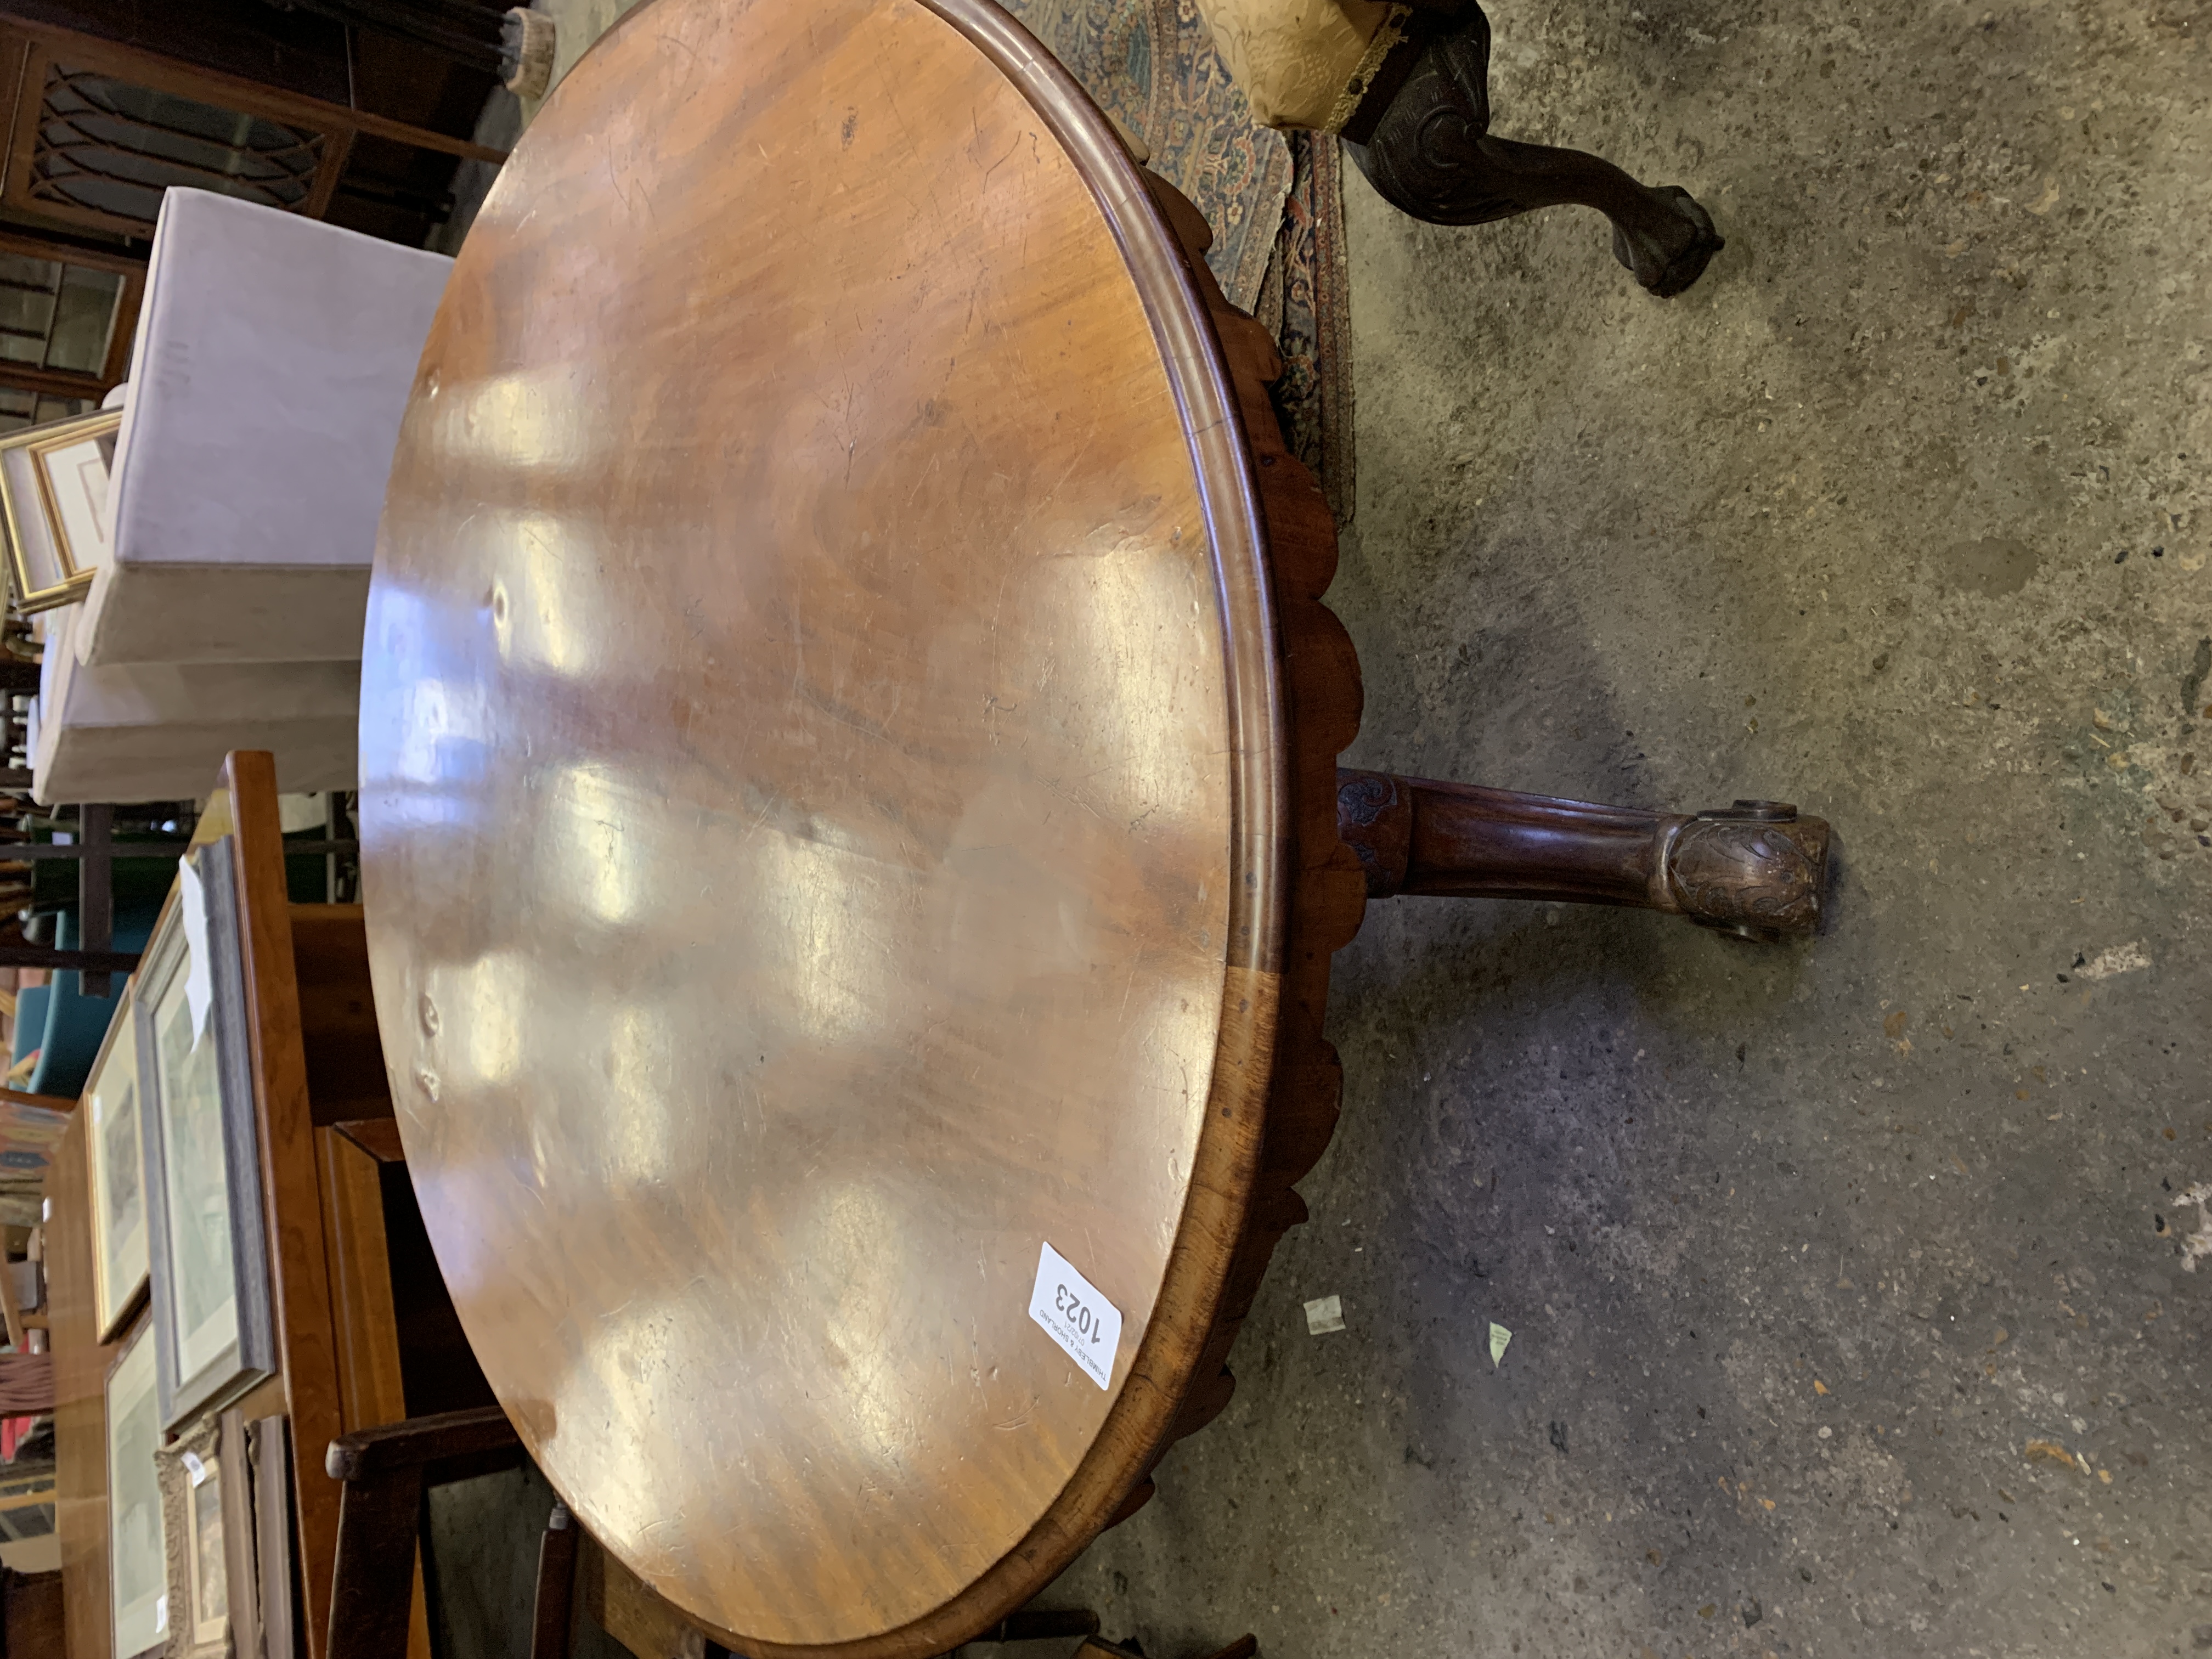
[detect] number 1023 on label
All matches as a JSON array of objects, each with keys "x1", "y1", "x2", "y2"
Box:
[{"x1": 1027, "y1": 1240, "x2": 1123, "y2": 1390}]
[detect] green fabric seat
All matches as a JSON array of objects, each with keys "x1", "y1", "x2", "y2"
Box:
[{"x1": 25, "y1": 903, "x2": 161, "y2": 1098}]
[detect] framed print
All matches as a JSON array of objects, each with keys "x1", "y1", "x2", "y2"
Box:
[
  {"x1": 86, "y1": 976, "x2": 151, "y2": 1342},
  {"x1": 0, "y1": 407, "x2": 116, "y2": 612},
  {"x1": 36, "y1": 419, "x2": 119, "y2": 567},
  {"x1": 105, "y1": 1316, "x2": 170, "y2": 1658},
  {"x1": 157, "y1": 1409, "x2": 256, "y2": 1659},
  {"x1": 139, "y1": 838, "x2": 277, "y2": 1430}
]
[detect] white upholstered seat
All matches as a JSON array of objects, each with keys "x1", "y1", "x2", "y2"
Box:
[
  {"x1": 33, "y1": 603, "x2": 359, "y2": 803},
  {"x1": 76, "y1": 188, "x2": 451, "y2": 668}
]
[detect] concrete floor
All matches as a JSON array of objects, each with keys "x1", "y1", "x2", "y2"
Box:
[
  {"x1": 1040, "y1": 3, "x2": 2212, "y2": 1657},
  {"x1": 444, "y1": 2, "x2": 2212, "y2": 1657}
]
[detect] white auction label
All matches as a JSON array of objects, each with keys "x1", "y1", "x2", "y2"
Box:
[{"x1": 1027, "y1": 1240, "x2": 1122, "y2": 1390}]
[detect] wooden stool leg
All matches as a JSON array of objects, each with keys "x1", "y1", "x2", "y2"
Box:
[
  {"x1": 530, "y1": 1502, "x2": 579, "y2": 1659},
  {"x1": 1338, "y1": 769, "x2": 1830, "y2": 941}
]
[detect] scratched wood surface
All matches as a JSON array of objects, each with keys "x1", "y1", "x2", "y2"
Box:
[{"x1": 358, "y1": 0, "x2": 1364, "y2": 1652}]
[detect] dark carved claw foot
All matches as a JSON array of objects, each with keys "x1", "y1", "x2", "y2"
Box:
[
  {"x1": 1338, "y1": 771, "x2": 1831, "y2": 944},
  {"x1": 1610, "y1": 184, "x2": 1725, "y2": 298},
  {"x1": 1345, "y1": 2, "x2": 1726, "y2": 297}
]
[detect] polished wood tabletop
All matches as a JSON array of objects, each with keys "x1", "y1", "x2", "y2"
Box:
[{"x1": 357, "y1": 0, "x2": 1367, "y2": 1651}]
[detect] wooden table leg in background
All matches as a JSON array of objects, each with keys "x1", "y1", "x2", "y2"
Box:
[
  {"x1": 319, "y1": 1124, "x2": 433, "y2": 1659},
  {"x1": 79, "y1": 803, "x2": 113, "y2": 998},
  {"x1": 530, "y1": 1504, "x2": 579, "y2": 1659}
]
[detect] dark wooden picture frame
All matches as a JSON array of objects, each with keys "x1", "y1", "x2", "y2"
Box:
[
  {"x1": 0, "y1": 27, "x2": 345, "y2": 240},
  {"x1": 0, "y1": 19, "x2": 508, "y2": 250},
  {"x1": 138, "y1": 837, "x2": 278, "y2": 1431}
]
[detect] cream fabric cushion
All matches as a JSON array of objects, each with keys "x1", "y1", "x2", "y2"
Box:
[
  {"x1": 33, "y1": 606, "x2": 358, "y2": 805},
  {"x1": 1193, "y1": 0, "x2": 1397, "y2": 131},
  {"x1": 33, "y1": 603, "x2": 359, "y2": 804}
]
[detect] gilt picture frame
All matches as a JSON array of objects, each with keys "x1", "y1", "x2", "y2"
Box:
[
  {"x1": 0, "y1": 407, "x2": 117, "y2": 612},
  {"x1": 84, "y1": 974, "x2": 151, "y2": 1343},
  {"x1": 156, "y1": 1408, "x2": 256, "y2": 1659}
]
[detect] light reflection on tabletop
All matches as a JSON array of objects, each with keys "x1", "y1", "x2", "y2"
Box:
[{"x1": 354, "y1": 0, "x2": 1267, "y2": 1643}]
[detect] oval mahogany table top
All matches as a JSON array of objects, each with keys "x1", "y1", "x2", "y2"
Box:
[{"x1": 357, "y1": 0, "x2": 1363, "y2": 1651}]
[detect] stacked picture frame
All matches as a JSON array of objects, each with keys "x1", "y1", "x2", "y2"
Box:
[
  {"x1": 103, "y1": 1319, "x2": 164, "y2": 1657},
  {"x1": 0, "y1": 406, "x2": 119, "y2": 613},
  {"x1": 154, "y1": 1409, "x2": 258, "y2": 1659},
  {"x1": 88, "y1": 837, "x2": 289, "y2": 1658},
  {"x1": 138, "y1": 838, "x2": 278, "y2": 1431}
]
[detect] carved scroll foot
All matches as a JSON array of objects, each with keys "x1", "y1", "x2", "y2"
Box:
[
  {"x1": 1339, "y1": 2, "x2": 1725, "y2": 297},
  {"x1": 1604, "y1": 180, "x2": 1725, "y2": 299},
  {"x1": 1337, "y1": 770, "x2": 1830, "y2": 942}
]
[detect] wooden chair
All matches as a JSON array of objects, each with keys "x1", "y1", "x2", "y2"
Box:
[
  {"x1": 577, "y1": 1533, "x2": 1105, "y2": 1659},
  {"x1": 324, "y1": 1410, "x2": 1130, "y2": 1659},
  {"x1": 325, "y1": 1408, "x2": 727, "y2": 1659},
  {"x1": 1080, "y1": 1640, "x2": 1257, "y2": 1659},
  {"x1": 323, "y1": 1407, "x2": 533, "y2": 1659}
]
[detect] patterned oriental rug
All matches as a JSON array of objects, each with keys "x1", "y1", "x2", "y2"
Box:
[
  {"x1": 1262, "y1": 129, "x2": 1355, "y2": 524},
  {"x1": 996, "y1": 0, "x2": 1355, "y2": 520}
]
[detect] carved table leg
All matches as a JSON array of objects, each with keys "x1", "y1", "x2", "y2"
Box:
[
  {"x1": 1337, "y1": 769, "x2": 1829, "y2": 941},
  {"x1": 1339, "y1": 2, "x2": 1725, "y2": 297}
]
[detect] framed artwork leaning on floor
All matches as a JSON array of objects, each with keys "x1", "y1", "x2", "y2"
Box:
[
  {"x1": 139, "y1": 837, "x2": 278, "y2": 1431},
  {"x1": 106, "y1": 1314, "x2": 169, "y2": 1658},
  {"x1": 157, "y1": 1407, "x2": 258, "y2": 1659},
  {"x1": 0, "y1": 407, "x2": 117, "y2": 612},
  {"x1": 85, "y1": 975, "x2": 151, "y2": 1343}
]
